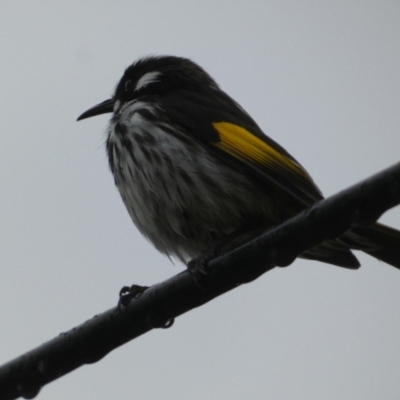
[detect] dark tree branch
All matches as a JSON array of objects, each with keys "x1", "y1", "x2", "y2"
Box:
[{"x1": 1, "y1": 162, "x2": 400, "y2": 400}]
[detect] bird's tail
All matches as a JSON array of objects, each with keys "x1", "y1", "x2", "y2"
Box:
[
  {"x1": 300, "y1": 222, "x2": 400, "y2": 269},
  {"x1": 343, "y1": 223, "x2": 400, "y2": 269}
]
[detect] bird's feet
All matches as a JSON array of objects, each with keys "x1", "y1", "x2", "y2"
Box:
[
  {"x1": 118, "y1": 284, "x2": 149, "y2": 309},
  {"x1": 187, "y1": 229, "x2": 244, "y2": 278},
  {"x1": 187, "y1": 245, "x2": 222, "y2": 289},
  {"x1": 187, "y1": 252, "x2": 215, "y2": 276}
]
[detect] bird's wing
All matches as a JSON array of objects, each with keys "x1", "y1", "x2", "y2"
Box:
[{"x1": 159, "y1": 91, "x2": 323, "y2": 206}]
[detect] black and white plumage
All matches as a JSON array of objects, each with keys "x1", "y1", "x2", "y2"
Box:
[
  {"x1": 78, "y1": 55, "x2": 400, "y2": 269},
  {"x1": 107, "y1": 100, "x2": 271, "y2": 262}
]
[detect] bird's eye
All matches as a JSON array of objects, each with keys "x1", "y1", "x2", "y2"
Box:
[{"x1": 124, "y1": 80, "x2": 132, "y2": 92}]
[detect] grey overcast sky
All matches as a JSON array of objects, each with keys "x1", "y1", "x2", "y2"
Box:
[{"x1": 1, "y1": 2, "x2": 400, "y2": 399}]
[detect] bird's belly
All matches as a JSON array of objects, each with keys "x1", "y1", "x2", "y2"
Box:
[{"x1": 107, "y1": 111, "x2": 275, "y2": 262}]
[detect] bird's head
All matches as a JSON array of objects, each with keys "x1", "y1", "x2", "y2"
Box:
[{"x1": 77, "y1": 55, "x2": 218, "y2": 121}]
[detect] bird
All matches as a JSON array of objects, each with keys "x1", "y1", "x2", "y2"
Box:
[{"x1": 77, "y1": 55, "x2": 400, "y2": 271}]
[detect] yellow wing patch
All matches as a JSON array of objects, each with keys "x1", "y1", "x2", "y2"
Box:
[{"x1": 212, "y1": 122, "x2": 311, "y2": 181}]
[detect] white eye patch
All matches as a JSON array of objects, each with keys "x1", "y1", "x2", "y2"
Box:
[{"x1": 134, "y1": 71, "x2": 161, "y2": 91}]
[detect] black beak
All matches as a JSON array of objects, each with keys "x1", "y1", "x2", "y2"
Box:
[{"x1": 77, "y1": 99, "x2": 114, "y2": 121}]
